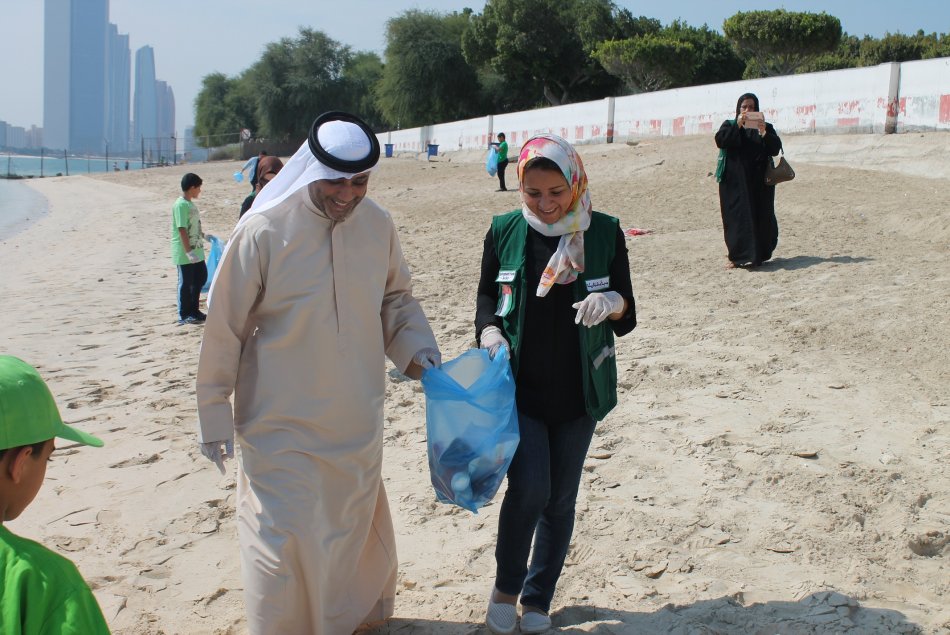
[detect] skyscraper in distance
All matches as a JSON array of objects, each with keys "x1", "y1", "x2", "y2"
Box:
[
  {"x1": 43, "y1": 0, "x2": 123, "y2": 154},
  {"x1": 156, "y1": 80, "x2": 176, "y2": 141},
  {"x1": 133, "y1": 45, "x2": 158, "y2": 147},
  {"x1": 43, "y1": 0, "x2": 72, "y2": 151},
  {"x1": 68, "y1": 0, "x2": 108, "y2": 153},
  {"x1": 108, "y1": 23, "x2": 131, "y2": 154}
]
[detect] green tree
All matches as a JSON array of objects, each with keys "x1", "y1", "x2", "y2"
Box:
[
  {"x1": 248, "y1": 28, "x2": 354, "y2": 140},
  {"x1": 193, "y1": 73, "x2": 257, "y2": 144},
  {"x1": 462, "y1": 0, "x2": 627, "y2": 107},
  {"x1": 664, "y1": 21, "x2": 745, "y2": 85},
  {"x1": 376, "y1": 9, "x2": 485, "y2": 128},
  {"x1": 723, "y1": 10, "x2": 842, "y2": 77},
  {"x1": 922, "y1": 32, "x2": 950, "y2": 58},
  {"x1": 593, "y1": 35, "x2": 697, "y2": 93},
  {"x1": 803, "y1": 30, "x2": 950, "y2": 72},
  {"x1": 593, "y1": 21, "x2": 743, "y2": 93},
  {"x1": 341, "y1": 51, "x2": 387, "y2": 130},
  {"x1": 859, "y1": 32, "x2": 926, "y2": 65},
  {"x1": 800, "y1": 33, "x2": 861, "y2": 72},
  {"x1": 613, "y1": 12, "x2": 662, "y2": 39}
]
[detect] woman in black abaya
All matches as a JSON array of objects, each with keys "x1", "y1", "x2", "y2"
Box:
[{"x1": 715, "y1": 92, "x2": 783, "y2": 268}]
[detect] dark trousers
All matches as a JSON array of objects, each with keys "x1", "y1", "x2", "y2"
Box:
[
  {"x1": 497, "y1": 159, "x2": 509, "y2": 191},
  {"x1": 177, "y1": 261, "x2": 208, "y2": 319},
  {"x1": 494, "y1": 411, "x2": 596, "y2": 612}
]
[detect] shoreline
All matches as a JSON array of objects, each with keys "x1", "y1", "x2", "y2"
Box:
[
  {"x1": 0, "y1": 178, "x2": 48, "y2": 240},
  {"x1": 1, "y1": 134, "x2": 947, "y2": 634}
]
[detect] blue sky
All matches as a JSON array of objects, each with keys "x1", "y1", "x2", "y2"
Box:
[{"x1": 0, "y1": 1, "x2": 945, "y2": 133}]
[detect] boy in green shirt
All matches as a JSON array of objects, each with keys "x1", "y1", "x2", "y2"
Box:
[
  {"x1": 171, "y1": 172, "x2": 207, "y2": 325},
  {"x1": 0, "y1": 355, "x2": 110, "y2": 634},
  {"x1": 491, "y1": 132, "x2": 510, "y2": 191}
]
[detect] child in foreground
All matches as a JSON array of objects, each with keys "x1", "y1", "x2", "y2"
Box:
[{"x1": 0, "y1": 355, "x2": 110, "y2": 634}]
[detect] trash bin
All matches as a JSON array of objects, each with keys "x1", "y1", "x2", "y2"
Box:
[
  {"x1": 384, "y1": 144, "x2": 394, "y2": 158},
  {"x1": 427, "y1": 144, "x2": 439, "y2": 158}
]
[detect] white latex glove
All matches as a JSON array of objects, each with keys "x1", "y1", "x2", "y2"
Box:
[
  {"x1": 412, "y1": 347, "x2": 442, "y2": 369},
  {"x1": 186, "y1": 250, "x2": 200, "y2": 263},
  {"x1": 479, "y1": 325, "x2": 509, "y2": 360},
  {"x1": 572, "y1": 291, "x2": 625, "y2": 327},
  {"x1": 200, "y1": 437, "x2": 234, "y2": 475}
]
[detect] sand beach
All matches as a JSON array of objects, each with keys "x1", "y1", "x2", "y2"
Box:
[{"x1": 0, "y1": 132, "x2": 947, "y2": 634}]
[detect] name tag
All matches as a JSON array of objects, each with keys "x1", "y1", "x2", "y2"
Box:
[
  {"x1": 585, "y1": 276, "x2": 610, "y2": 292},
  {"x1": 496, "y1": 270, "x2": 516, "y2": 283}
]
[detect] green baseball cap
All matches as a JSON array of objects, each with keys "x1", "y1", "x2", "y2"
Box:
[{"x1": 0, "y1": 356, "x2": 104, "y2": 451}]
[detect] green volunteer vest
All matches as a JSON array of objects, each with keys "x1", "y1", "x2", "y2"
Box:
[{"x1": 491, "y1": 210, "x2": 619, "y2": 421}]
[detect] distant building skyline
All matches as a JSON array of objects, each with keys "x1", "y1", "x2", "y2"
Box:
[{"x1": 13, "y1": 0, "x2": 176, "y2": 155}]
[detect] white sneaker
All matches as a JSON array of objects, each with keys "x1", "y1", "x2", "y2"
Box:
[
  {"x1": 520, "y1": 610, "x2": 552, "y2": 633},
  {"x1": 486, "y1": 598, "x2": 518, "y2": 634}
]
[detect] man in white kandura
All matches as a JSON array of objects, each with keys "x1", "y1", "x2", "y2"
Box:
[{"x1": 196, "y1": 111, "x2": 441, "y2": 634}]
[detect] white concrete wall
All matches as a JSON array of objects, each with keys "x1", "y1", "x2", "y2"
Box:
[
  {"x1": 378, "y1": 127, "x2": 427, "y2": 153},
  {"x1": 896, "y1": 57, "x2": 950, "y2": 132},
  {"x1": 492, "y1": 99, "x2": 612, "y2": 149},
  {"x1": 613, "y1": 64, "x2": 896, "y2": 140},
  {"x1": 376, "y1": 116, "x2": 492, "y2": 155},
  {"x1": 378, "y1": 58, "x2": 949, "y2": 153},
  {"x1": 427, "y1": 116, "x2": 492, "y2": 152}
]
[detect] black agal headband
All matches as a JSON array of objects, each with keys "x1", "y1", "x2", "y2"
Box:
[{"x1": 307, "y1": 111, "x2": 380, "y2": 173}]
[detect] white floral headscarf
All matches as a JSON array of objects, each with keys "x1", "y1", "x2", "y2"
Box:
[{"x1": 517, "y1": 134, "x2": 592, "y2": 297}]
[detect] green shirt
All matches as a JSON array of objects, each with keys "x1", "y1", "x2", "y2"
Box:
[
  {"x1": 0, "y1": 525, "x2": 110, "y2": 634},
  {"x1": 497, "y1": 141, "x2": 509, "y2": 163},
  {"x1": 171, "y1": 196, "x2": 204, "y2": 266}
]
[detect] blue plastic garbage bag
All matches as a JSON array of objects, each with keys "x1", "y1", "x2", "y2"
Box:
[
  {"x1": 421, "y1": 348, "x2": 519, "y2": 513},
  {"x1": 486, "y1": 146, "x2": 498, "y2": 177},
  {"x1": 201, "y1": 235, "x2": 223, "y2": 293}
]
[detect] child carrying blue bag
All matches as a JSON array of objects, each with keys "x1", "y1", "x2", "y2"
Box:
[{"x1": 421, "y1": 349, "x2": 519, "y2": 513}]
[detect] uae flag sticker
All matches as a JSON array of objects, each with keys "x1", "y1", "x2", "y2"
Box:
[{"x1": 495, "y1": 284, "x2": 514, "y2": 317}]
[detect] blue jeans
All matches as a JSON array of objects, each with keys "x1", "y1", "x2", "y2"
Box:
[{"x1": 494, "y1": 411, "x2": 596, "y2": 612}]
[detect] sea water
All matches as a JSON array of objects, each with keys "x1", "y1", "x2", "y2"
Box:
[
  {"x1": 0, "y1": 154, "x2": 145, "y2": 240},
  {"x1": 0, "y1": 179, "x2": 48, "y2": 240},
  {"x1": 1, "y1": 154, "x2": 143, "y2": 178}
]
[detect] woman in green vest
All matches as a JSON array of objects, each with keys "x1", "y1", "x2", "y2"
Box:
[{"x1": 476, "y1": 134, "x2": 636, "y2": 634}]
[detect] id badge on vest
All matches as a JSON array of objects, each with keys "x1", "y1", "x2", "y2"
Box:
[{"x1": 495, "y1": 270, "x2": 517, "y2": 317}]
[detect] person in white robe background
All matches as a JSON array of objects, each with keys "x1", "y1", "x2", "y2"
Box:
[{"x1": 196, "y1": 111, "x2": 441, "y2": 635}]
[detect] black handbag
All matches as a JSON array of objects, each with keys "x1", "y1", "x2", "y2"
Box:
[{"x1": 765, "y1": 150, "x2": 795, "y2": 186}]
